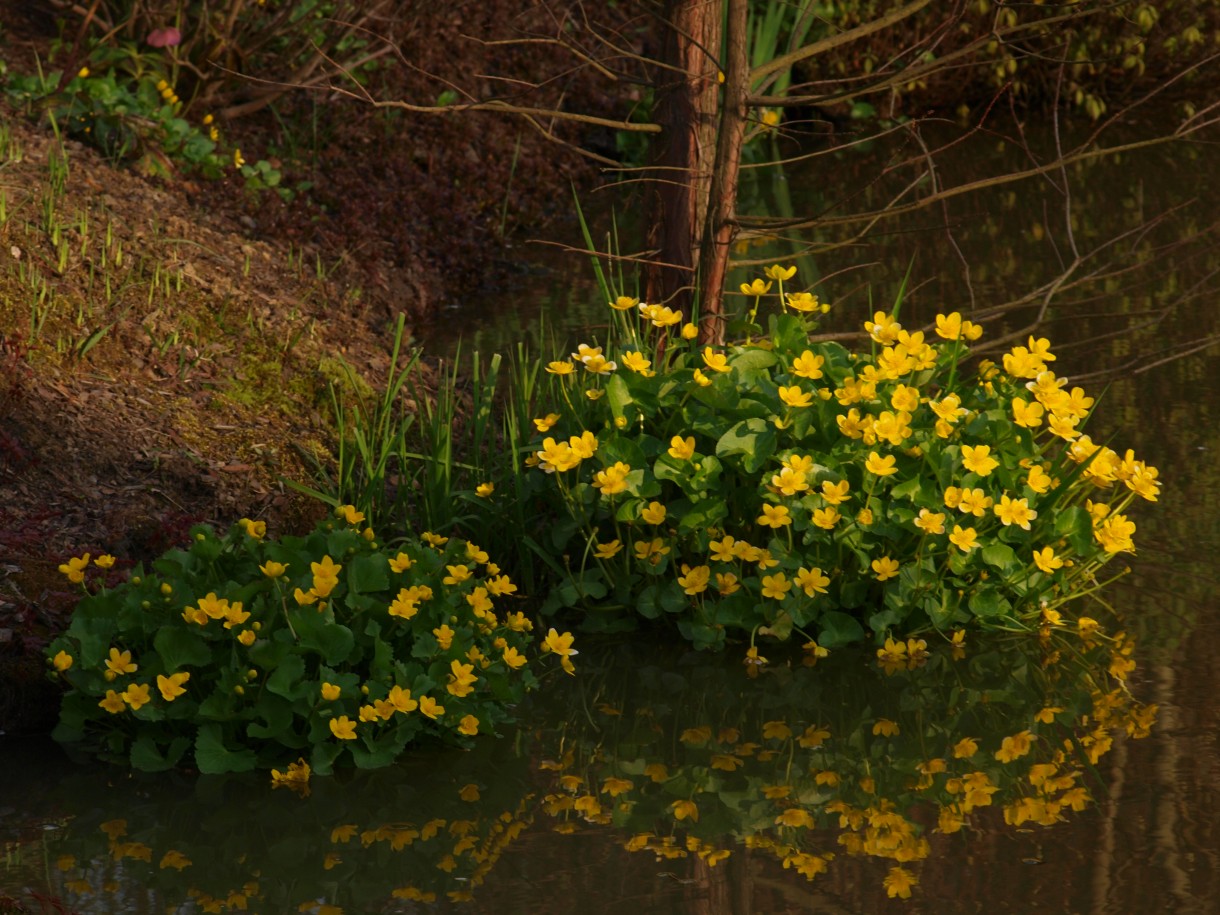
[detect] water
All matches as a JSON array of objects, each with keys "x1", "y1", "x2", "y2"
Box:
[{"x1": 5, "y1": 118, "x2": 1220, "y2": 913}]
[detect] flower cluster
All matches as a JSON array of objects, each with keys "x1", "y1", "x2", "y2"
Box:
[
  {"x1": 47, "y1": 510, "x2": 574, "y2": 773},
  {"x1": 529, "y1": 269, "x2": 1159, "y2": 649}
]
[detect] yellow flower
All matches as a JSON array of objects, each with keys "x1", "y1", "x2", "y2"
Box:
[
  {"x1": 77, "y1": 66, "x2": 90, "y2": 78},
  {"x1": 865, "y1": 452, "x2": 897, "y2": 476},
  {"x1": 701, "y1": 347, "x2": 731, "y2": 373},
  {"x1": 238, "y1": 518, "x2": 267, "y2": 538},
  {"x1": 53, "y1": 650, "x2": 74, "y2": 672},
  {"x1": 610, "y1": 295, "x2": 639, "y2": 311},
  {"x1": 640, "y1": 501, "x2": 667, "y2": 525},
  {"x1": 995, "y1": 730, "x2": 1033, "y2": 763},
  {"x1": 260, "y1": 560, "x2": 288, "y2": 578},
  {"x1": 785, "y1": 291, "x2": 821, "y2": 312},
  {"x1": 692, "y1": 369, "x2": 712, "y2": 387},
  {"x1": 233, "y1": 148, "x2": 245, "y2": 168},
  {"x1": 533, "y1": 413, "x2": 561, "y2": 432},
  {"x1": 757, "y1": 504, "x2": 792, "y2": 528},
  {"x1": 546, "y1": 360, "x2": 575, "y2": 375},
  {"x1": 433, "y1": 624, "x2": 455, "y2": 650},
  {"x1": 949, "y1": 525, "x2": 979, "y2": 551},
  {"x1": 778, "y1": 385, "x2": 813, "y2": 408},
  {"x1": 95, "y1": 554, "x2": 116, "y2": 569},
  {"x1": 157, "y1": 672, "x2": 191, "y2": 701},
  {"x1": 764, "y1": 264, "x2": 796, "y2": 281},
  {"x1": 622, "y1": 351, "x2": 653, "y2": 375},
  {"x1": 594, "y1": 539, "x2": 622, "y2": 559},
  {"x1": 681, "y1": 322, "x2": 699, "y2": 340},
  {"x1": 458, "y1": 714, "x2": 480, "y2": 736},
  {"x1": 677, "y1": 564, "x2": 710, "y2": 595},
  {"x1": 592, "y1": 461, "x2": 632, "y2": 496},
  {"x1": 820, "y1": 479, "x2": 850, "y2": 504},
  {"x1": 59, "y1": 553, "x2": 91, "y2": 583},
  {"x1": 98, "y1": 690, "x2": 126, "y2": 714},
  {"x1": 873, "y1": 718, "x2": 900, "y2": 737},
  {"x1": 790, "y1": 350, "x2": 825, "y2": 378},
  {"x1": 475, "y1": 482, "x2": 495, "y2": 498},
  {"x1": 668, "y1": 435, "x2": 696, "y2": 460},
  {"x1": 811, "y1": 506, "x2": 840, "y2": 530},
  {"x1": 419, "y1": 695, "x2": 445, "y2": 719},
  {"x1": 105, "y1": 647, "x2": 138, "y2": 680},
  {"x1": 638, "y1": 303, "x2": 683, "y2": 327},
  {"x1": 121, "y1": 682, "x2": 152, "y2": 710},
  {"x1": 443, "y1": 564, "x2": 472, "y2": 585},
  {"x1": 914, "y1": 509, "x2": 945, "y2": 534},
  {"x1": 761, "y1": 572, "x2": 792, "y2": 600},
  {"x1": 961, "y1": 444, "x2": 1000, "y2": 476},
  {"x1": 739, "y1": 278, "x2": 772, "y2": 296},
  {"x1": 794, "y1": 566, "x2": 829, "y2": 596},
  {"x1": 387, "y1": 552, "x2": 413, "y2": 574},
  {"x1": 329, "y1": 716, "x2": 358, "y2": 740},
  {"x1": 321, "y1": 682, "x2": 341, "y2": 701},
  {"x1": 388, "y1": 685, "x2": 417, "y2": 712},
  {"x1": 502, "y1": 646, "x2": 527, "y2": 670},
  {"x1": 871, "y1": 556, "x2": 900, "y2": 581},
  {"x1": 1033, "y1": 546, "x2": 1064, "y2": 573},
  {"x1": 994, "y1": 494, "x2": 1037, "y2": 529}
]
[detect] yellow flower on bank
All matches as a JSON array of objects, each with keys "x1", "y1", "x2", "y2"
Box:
[
  {"x1": 260, "y1": 560, "x2": 288, "y2": 578},
  {"x1": 239, "y1": 517, "x2": 267, "y2": 538},
  {"x1": 639, "y1": 303, "x2": 683, "y2": 327},
  {"x1": 121, "y1": 682, "x2": 152, "y2": 711},
  {"x1": 681, "y1": 322, "x2": 699, "y2": 340},
  {"x1": 739, "y1": 278, "x2": 772, "y2": 297},
  {"x1": 761, "y1": 572, "x2": 792, "y2": 600},
  {"x1": 545, "y1": 360, "x2": 575, "y2": 375},
  {"x1": 811, "y1": 506, "x2": 840, "y2": 530},
  {"x1": 692, "y1": 368, "x2": 712, "y2": 387},
  {"x1": 321, "y1": 682, "x2": 341, "y2": 701},
  {"x1": 622, "y1": 351, "x2": 653, "y2": 375},
  {"x1": 157, "y1": 672, "x2": 190, "y2": 701},
  {"x1": 105, "y1": 647, "x2": 138, "y2": 681},
  {"x1": 994, "y1": 494, "x2": 1037, "y2": 529},
  {"x1": 1033, "y1": 546, "x2": 1064, "y2": 573},
  {"x1": 791, "y1": 350, "x2": 825, "y2": 378},
  {"x1": 764, "y1": 264, "x2": 796, "y2": 281},
  {"x1": 961, "y1": 444, "x2": 999, "y2": 476},
  {"x1": 59, "y1": 554, "x2": 91, "y2": 583},
  {"x1": 458, "y1": 714, "x2": 479, "y2": 736},
  {"x1": 865, "y1": 452, "x2": 897, "y2": 476},
  {"x1": 794, "y1": 566, "x2": 830, "y2": 595},
  {"x1": 95, "y1": 554, "x2": 116, "y2": 569},
  {"x1": 233, "y1": 148, "x2": 245, "y2": 168},
  {"x1": 668, "y1": 435, "x2": 696, "y2": 460},
  {"x1": 592, "y1": 461, "x2": 632, "y2": 496},
  {"x1": 702, "y1": 347, "x2": 731, "y2": 373},
  {"x1": 914, "y1": 509, "x2": 946, "y2": 534},
  {"x1": 949, "y1": 525, "x2": 979, "y2": 551},
  {"x1": 871, "y1": 556, "x2": 900, "y2": 581},
  {"x1": 419, "y1": 695, "x2": 445, "y2": 719},
  {"x1": 594, "y1": 539, "x2": 623, "y2": 559},
  {"x1": 610, "y1": 295, "x2": 639, "y2": 311},
  {"x1": 640, "y1": 501, "x2": 667, "y2": 525},
  {"x1": 475, "y1": 482, "x2": 495, "y2": 498},
  {"x1": 99, "y1": 690, "x2": 126, "y2": 714},
  {"x1": 671, "y1": 799, "x2": 699, "y2": 822},
  {"x1": 778, "y1": 385, "x2": 813, "y2": 408},
  {"x1": 53, "y1": 650, "x2": 74, "y2": 672},
  {"x1": 757, "y1": 504, "x2": 792, "y2": 528},
  {"x1": 329, "y1": 716, "x2": 357, "y2": 740}
]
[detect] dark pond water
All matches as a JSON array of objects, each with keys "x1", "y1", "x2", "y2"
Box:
[{"x1": 4, "y1": 116, "x2": 1220, "y2": 913}]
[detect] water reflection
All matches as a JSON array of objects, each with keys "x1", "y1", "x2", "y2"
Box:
[{"x1": 2, "y1": 625, "x2": 1153, "y2": 913}]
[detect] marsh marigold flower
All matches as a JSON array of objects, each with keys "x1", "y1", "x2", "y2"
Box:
[{"x1": 865, "y1": 452, "x2": 897, "y2": 476}]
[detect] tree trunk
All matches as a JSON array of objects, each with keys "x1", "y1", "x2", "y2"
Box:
[
  {"x1": 645, "y1": 0, "x2": 723, "y2": 317},
  {"x1": 697, "y1": 0, "x2": 749, "y2": 344}
]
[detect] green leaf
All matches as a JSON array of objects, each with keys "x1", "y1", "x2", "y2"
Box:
[
  {"x1": 606, "y1": 373, "x2": 634, "y2": 420},
  {"x1": 266, "y1": 654, "x2": 307, "y2": 700},
  {"x1": 715, "y1": 418, "x2": 776, "y2": 474},
  {"x1": 968, "y1": 587, "x2": 1011, "y2": 619},
  {"x1": 130, "y1": 736, "x2": 182, "y2": 772},
  {"x1": 153, "y1": 626, "x2": 212, "y2": 671},
  {"x1": 348, "y1": 553, "x2": 390, "y2": 594},
  {"x1": 194, "y1": 723, "x2": 257, "y2": 774},
  {"x1": 981, "y1": 543, "x2": 1017, "y2": 573},
  {"x1": 890, "y1": 477, "x2": 923, "y2": 501},
  {"x1": 817, "y1": 611, "x2": 865, "y2": 647}
]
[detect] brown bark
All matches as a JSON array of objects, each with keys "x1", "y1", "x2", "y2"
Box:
[
  {"x1": 696, "y1": 0, "x2": 749, "y2": 344},
  {"x1": 645, "y1": 0, "x2": 722, "y2": 315}
]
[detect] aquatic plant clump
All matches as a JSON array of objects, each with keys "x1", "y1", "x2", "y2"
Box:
[
  {"x1": 530, "y1": 272, "x2": 1160, "y2": 650},
  {"x1": 45, "y1": 510, "x2": 576, "y2": 773}
]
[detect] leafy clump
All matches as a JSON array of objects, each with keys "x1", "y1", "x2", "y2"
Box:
[
  {"x1": 46, "y1": 510, "x2": 575, "y2": 774},
  {"x1": 527, "y1": 270, "x2": 1159, "y2": 651}
]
